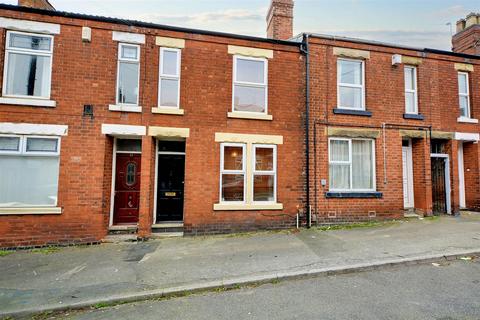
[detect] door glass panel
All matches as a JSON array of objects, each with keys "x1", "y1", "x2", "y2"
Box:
[
  {"x1": 117, "y1": 139, "x2": 141, "y2": 152},
  {"x1": 126, "y1": 162, "x2": 136, "y2": 186}
]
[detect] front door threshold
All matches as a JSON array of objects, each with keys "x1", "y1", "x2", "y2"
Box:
[
  {"x1": 152, "y1": 222, "x2": 183, "y2": 228},
  {"x1": 109, "y1": 225, "x2": 138, "y2": 232}
]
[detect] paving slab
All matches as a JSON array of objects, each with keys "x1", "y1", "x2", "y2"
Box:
[{"x1": 1, "y1": 213, "x2": 480, "y2": 317}]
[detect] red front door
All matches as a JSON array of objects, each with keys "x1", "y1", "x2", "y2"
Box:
[{"x1": 113, "y1": 153, "x2": 141, "y2": 225}]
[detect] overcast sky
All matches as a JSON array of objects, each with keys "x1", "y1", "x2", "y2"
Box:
[{"x1": 2, "y1": 0, "x2": 478, "y2": 50}]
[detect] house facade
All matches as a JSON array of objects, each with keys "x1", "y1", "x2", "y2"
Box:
[
  {"x1": 0, "y1": 0, "x2": 479, "y2": 248},
  {"x1": 0, "y1": 1, "x2": 305, "y2": 248}
]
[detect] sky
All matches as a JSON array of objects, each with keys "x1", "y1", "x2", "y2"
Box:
[{"x1": 1, "y1": 0, "x2": 478, "y2": 50}]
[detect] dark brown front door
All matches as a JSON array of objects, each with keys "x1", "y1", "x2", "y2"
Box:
[
  {"x1": 113, "y1": 153, "x2": 141, "y2": 225},
  {"x1": 431, "y1": 157, "x2": 447, "y2": 214}
]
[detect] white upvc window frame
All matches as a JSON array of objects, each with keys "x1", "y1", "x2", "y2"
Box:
[
  {"x1": 252, "y1": 144, "x2": 277, "y2": 204},
  {"x1": 337, "y1": 58, "x2": 366, "y2": 110},
  {"x1": 0, "y1": 134, "x2": 22, "y2": 155},
  {"x1": 404, "y1": 65, "x2": 418, "y2": 114},
  {"x1": 458, "y1": 71, "x2": 471, "y2": 119},
  {"x1": 0, "y1": 134, "x2": 60, "y2": 156},
  {"x1": 0, "y1": 134, "x2": 61, "y2": 208},
  {"x1": 158, "y1": 47, "x2": 181, "y2": 109},
  {"x1": 116, "y1": 42, "x2": 141, "y2": 106},
  {"x1": 232, "y1": 55, "x2": 268, "y2": 114},
  {"x1": 328, "y1": 137, "x2": 376, "y2": 192},
  {"x1": 220, "y1": 142, "x2": 247, "y2": 204},
  {"x1": 2, "y1": 30, "x2": 54, "y2": 100}
]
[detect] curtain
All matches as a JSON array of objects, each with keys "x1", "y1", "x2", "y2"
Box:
[
  {"x1": 329, "y1": 140, "x2": 350, "y2": 189},
  {"x1": 0, "y1": 156, "x2": 59, "y2": 207},
  {"x1": 352, "y1": 140, "x2": 373, "y2": 189}
]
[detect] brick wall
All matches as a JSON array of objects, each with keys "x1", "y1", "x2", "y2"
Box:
[
  {"x1": 307, "y1": 36, "x2": 480, "y2": 222},
  {"x1": 0, "y1": 8, "x2": 305, "y2": 248}
]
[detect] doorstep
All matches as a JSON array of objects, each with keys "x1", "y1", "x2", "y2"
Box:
[{"x1": 151, "y1": 221, "x2": 184, "y2": 237}]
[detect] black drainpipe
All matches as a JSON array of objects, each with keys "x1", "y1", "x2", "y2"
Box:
[{"x1": 301, "y1": 34, "x2": 311, "y2": 228}]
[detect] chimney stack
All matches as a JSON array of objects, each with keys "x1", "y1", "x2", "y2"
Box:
[
  {"x1": 18, "y1": 0, "x2": 55, "y2": 10},
  {"x1": 266, "y1": 0, "x2": 294, "y2": 40},
  {"x1": 452, "y1": 13, "x2": 480, "y2": 55}
]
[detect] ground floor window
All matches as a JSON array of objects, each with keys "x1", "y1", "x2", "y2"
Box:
[
  {"x1": 0, "y1": 135, "x2": 60, "y2": 207},
  {"x1": 220, "y1": 143, "x2": 277, "y2": 203},
  {"x1": 329, "y1": 138, "x2": 375, "y2": 191}
]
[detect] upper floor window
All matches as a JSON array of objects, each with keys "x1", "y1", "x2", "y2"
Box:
[
  {"x1": 159, "y1": 48, "x2": 181, "y2": 108},
  {"x1": 458, "y1": 72, "x2": 470, "y2": 118},
  {"x1": 329, "y1": 138, "x2": 375, "y2": 192},
  {"x1": 233, "y1": 56, "x2": 268, "y2": 114},
  {"x1": 404, "y1": 66, "x2": 418, "y2": 114},
  {"x1": 116, "y1": 43, "x2": 140, "y2": 106},
  {"x1": 3, "y1": 31, "x2": 53, "y2": 99},
  {"x1": 0, "y1": 135, "x2": 60, "y2": 208},
  {"x1": 337, "y1": 58, "x2": 365, "y2": 110}
]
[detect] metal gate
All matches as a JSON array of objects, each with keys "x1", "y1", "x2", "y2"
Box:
[{"x1": 431, "y1": 157, "x2": 446, "y2": 214}]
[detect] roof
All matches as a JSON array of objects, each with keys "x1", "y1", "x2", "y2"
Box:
[
  {"x1": 0, "y1": 3, "x2": 299, "y2": 47},
  {"x1": 298, "y1": 33, "x2": 480, "y2": 60},
  {"x1": 1, "y1": 3, "x2": 478, "y2": 60}
]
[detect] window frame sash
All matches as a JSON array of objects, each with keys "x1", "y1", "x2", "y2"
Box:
[
  {"x1": 158, "y1": 47, "x2": 181, "y2": 108},
  {"x1": 458, "y1": 72, "x2": 471, "y2": 119},
  {"x1": 3, "y1": 30, "x2": 54, "y2": 100},
  {"x1": 252, "y1": 144, "x2": 277, "y2": 204},
  {"x1": 23, "y1": 135, "x2": 61, "y2": 156},
  {"x1": 328, "y1": 137, "x2": 376, "y2": 192},
  {"x1": 220, "y1": 142, "x2": 247, "y2": 204},
  {"x1": 116, "y1": 43, "x2": 141, "y2": 106},
  {"x1": 337, "y1": 58, "x2": 366, "y2": 111},
  {"x1": 232, "y1": 55, "x2": 268, "y2": 114},
  {"x1": 404, "y1": 65, "x2": 418, "y2": 115},
  {"x1": 0, "y1": 134, "x2": 22, "y2": 155}
]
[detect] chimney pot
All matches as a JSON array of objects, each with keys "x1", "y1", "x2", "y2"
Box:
[
  {"x1": 18, "y1": 0, "x2": 55, "y2": 10},
  {"x1": 266, "y1": 0, "x2": 294, "y2": 40}
]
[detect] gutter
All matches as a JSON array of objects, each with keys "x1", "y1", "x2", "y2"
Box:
[
  {"x1": 301, "y1": 34, "x2": 311, "y2": 228},
  {"x1": 304, "y1": 32, "x2": 480, "y2": 61}
]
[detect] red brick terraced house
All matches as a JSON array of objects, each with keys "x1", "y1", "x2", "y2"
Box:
[{"x1": 0, "y1": 0, "x2": 479, "y2": 248}]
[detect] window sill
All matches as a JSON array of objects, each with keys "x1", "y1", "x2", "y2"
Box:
[
  {"x1": 0, "y1": 97, "x2": 56, "y2": 107},
  {"x1": 333, "y1": 108, "x2": 372, "y2": 117},
  {"x1": 0, "y1": 207, "x2": 62, "y2": 215},
  {"x1": 403, "y1": 113, "x2": 424, "y2": 120},
  {"x1": 109, "y1": 104, "x2": 142, "y2": 113},
  {"x1": 325, "y1": 192, "x2": 383, "y2": 199},
  {"x1": 213, "y1": 203, "x2": 283, "y2": 211},
  {"x1": 457, "y1": 117, "x2": 478, "y2": 124},
  {"x1": 152, "y1": 107, "x2": 185, "y2": 115},
  {"x1": 227, "y1": 112, "x2": 273, "y2": 121}
]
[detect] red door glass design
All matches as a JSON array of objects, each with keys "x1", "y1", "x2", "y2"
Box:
[{"x1": 113, "y1": 153, "x2": 141, "y2": 225}]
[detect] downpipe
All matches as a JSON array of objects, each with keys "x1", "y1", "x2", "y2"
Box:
[{"x1": 301, "y1": 34, "x2": 311, "y2": 228}]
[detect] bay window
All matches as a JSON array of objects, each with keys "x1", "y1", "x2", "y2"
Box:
[
  {"x1": 458, "y1": 72, "x2": 470, "y2": 118},
  {"x1": 233, "y1": 56, "x2": 268, "y2": 114},
  {"x1": 0, "y1": 135, "x2": 60, "y2": 208},
  {"x1": 3, "y1": 31, "x2": 53, "y2": 99},
  {"x1": 329, "y1": 138, "x2": 375, "y2": 191},
  {"x1": 337, "y1": 58, "x2": 365, "y2": 110},
  {"x1": 116, "y1": 43, "x2": 140, "y2": 105},
  {"x1": 159, "y1": 48, "x2": 181, "y2": 108},
  {"x1": 404, "y1": 66, "x2": 418, "y2": 114}
]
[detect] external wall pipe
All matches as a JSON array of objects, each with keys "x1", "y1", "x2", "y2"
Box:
[{"x1": 301, "y1": 34, "x2": 311, "y2": 228}]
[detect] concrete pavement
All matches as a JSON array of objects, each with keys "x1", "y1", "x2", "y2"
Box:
[
  {"x1": 62, "y1": 257, "x2": 480, "y2": 320},
  {"x1": 1, "y1": 212, "x2": 480, "y2": 318}
]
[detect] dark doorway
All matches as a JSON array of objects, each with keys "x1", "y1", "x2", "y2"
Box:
[
  {"x1": 113, "y1": 153, "x2": 141, "y2": 224},
  {"x1": 156, "y1": 141, "x2": 185, "y2": 222},
  {"x1": 431, "y1": 157, "x2": 447, "y2": 214}
]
